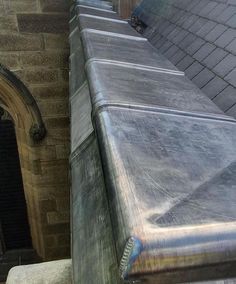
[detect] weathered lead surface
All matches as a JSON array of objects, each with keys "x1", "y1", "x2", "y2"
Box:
[
  {"x1": 70, "y1": 0, "x2": 236, "y2": 283},
  {"x1": 78, "y1": 14, "x2": 140, "y2": 36},
  {"x1": 86, "y1": 60, "x2": 224, "y2": 115},
  {"x1": 96, "y1": 106, "x2": 236, "y2": 281},
  {"x1": 81, "y1": 30, "x2": 179, "y2": 71}
]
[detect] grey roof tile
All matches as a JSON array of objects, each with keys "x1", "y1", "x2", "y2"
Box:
[
  {"x1": 213, "y1": 85, "x2": 236, "y2": 111},
  {"x1": 186, "y1": 37, "x2": 205, "y2": 55},
  {"x1": 191, "y1": 68, "x2": 215, "y2": 89},
  {"x1": 225, "y1": 68, "x2": 236, "y2": 87},
  {"x1": 170, "y1": 48, "x2": 186, "y2": 64},
  {"x1": 159, "y1": 40, "x2": 173, "y2": 53},
  {"x1": 208, "y1": 3, "x2": 228, "y2": 19},
  {"x1": 151, "y1": 33, "x2": 163, "y2": 46},
  {"x1": 178, "y1": 33, "x2": 197, "y2": 49},
  {"x1": 226, "y1": 103, "x2": 236, "y2": 117},
  {"x1": 189, "y1": 17, "x2": 208, "y2": 34},
  {"x1": 193, "y1": 42, "x2": 216, "y2": 61},
  {"x1": 226, "y1": 38, "x2": 236, "y2": 54},
  {"x1": 198, "y1": 1, "x2": 218, "y2": 17},
  {"x1": 176, "y1": 54, "x2": 195, "y2": 71},
  {"x1": 153, "y1": 36, "x2": 166, "y2": 49},
  {"x1": 214, "y1": 28, "x2": 236, "y2": 48},
  {"x1": 176, "y1": 11, "x2": 189, "y2": 26},
  {"x1": 171, "y1": 9, "x2": 185, "y2": 24},
  {"x1": 172, "y1": 29, "x2": 189, "y2": 45},
  {"x1": 191, "y1": 0, "x2": 207, "y2": 14},
  {"x1": 164, "y1": 44, "x2": 179, "y2": 59},
  {"x1": 158, "y1": 20, "x2": 170, "y2": 33},
  {"x1": 162, "y1": 23, "x2": 176, "y2": 37},
  {"x1": 205, "y1": 24, "x2": 228, "y2": 42},
  {"x1": 167, "y1": 26, "x2": 182, "y2": 41},
  {"x1": 182, "y1": 14, "x2": 199, "y2": 30},
  {"x1": 213, "y1": 53, "x2": 236, "y2": 77},
  {"x1": 185, "y1": 61, "x2": 204, "y2": 79},
  {"x1": 217, "y1": 5, "x2": 236, "y2": 23},
  {"x1": 186, "y1": 1, "x2": 199, "y2": 11},
  {"x1": 203, "y1": 47, "x2": 228, "y2": 69},
  {"x1": 226, "y1": 14, "x2": 236, "y2": 28},
  {"x1": 196, "y1": 20, "x2": 217, "y2": 38},
  {"x1": 186, "y1": 1, "x2": 200, "y2": 12},
  {"x1": 201, "y1": 76, "x2": 228, "y2": 99}
]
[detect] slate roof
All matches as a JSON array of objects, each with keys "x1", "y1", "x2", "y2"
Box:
[{"x1": 134, "y1": 0, "x2": 236, "y2": 117}]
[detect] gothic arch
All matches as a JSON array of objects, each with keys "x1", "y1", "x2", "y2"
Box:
[
  {"x1": 0, "y1": 64, "x2": 46, "y2": 141},
  {"x1": 0, "y1": 65, "x2": 47, "y2": 258}
]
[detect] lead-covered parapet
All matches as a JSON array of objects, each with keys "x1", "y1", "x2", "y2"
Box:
[{"x1": 70, "y1": 0, "x2": 236, "y2": 283}]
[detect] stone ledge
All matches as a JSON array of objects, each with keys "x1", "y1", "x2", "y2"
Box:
[{"x1": 6, "y1": 259, "x2": 72, "y2": 284}]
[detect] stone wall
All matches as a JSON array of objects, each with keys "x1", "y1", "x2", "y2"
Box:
[{"x1": 0, "y1": 0, "x2": 70, "y2": 260}]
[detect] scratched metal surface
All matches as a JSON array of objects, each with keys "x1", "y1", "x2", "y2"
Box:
[
  {"x1": 86, "y1": 60, "x2": 224, "y2": 116},
  {"x1": 71, "y1": 135, "x2": 121, "y2": 284},
  {"x1": 96, "y1": 106, "x2": 236, "y2": 282},
  {"x1": 77, "y1": 5, "x2": 120, "y2": 19},
  {"x1": 78, "y1": 14, "x2": 141, "y2": 36},
  {"x1": 70, "y1": 3, "x2": 121, "y2": 283},
  {"x1": 81, "y1": 30, "x2": 179, "y2": 71},
  {"x1": 70, "y1": 0, "x2": 236, "y2": 283},
  {"x1": 77, "y1": 0, "x2": 113, "y2": 10}
]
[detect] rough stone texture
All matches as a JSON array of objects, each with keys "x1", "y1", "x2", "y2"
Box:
[
  {"x1": 17, "y1": 14, "x2": 69, "y2": 34},
  {"x1": 0, "y1": 0, "x2": 70, "y2": 264},
  {"x1": 135, "y1": 0, "x2": 236, "y2": 117},
  {"x1": 6, "y1": 259, "x2": 72, "y2": 284}
]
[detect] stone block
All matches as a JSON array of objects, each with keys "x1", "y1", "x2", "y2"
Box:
[
  {"x1": 43, "y1": 34, "x2": 69, "y2": 50},
  {"x1": 44, "y1": 235, "x2": 57, "y2": 248},
  {"x1": 55, "y1": 144, "x2": 70, "y2": 159},
  {"x1": 39, "y1": 199, "x2": 57, "y2": 213},
  {"x1": 45, "y1": 117, "x2": 69, "y2": 129},
  {"x1": 30, "y1": 145, "x2": 57, "y2": 161},
  {"x1": 0, "y1": 33, "x2": 43, "y2": 51},
  {"x1": 44, "y1": 128, "x2": 70, "y2": 146},
  {"x1": 57, "y1": 234, "x2": 70, "y2": 247},
  {"x1": 37, "y1": 183, "x2": 69, "y2": 199},
  {"x1": 31, "y1": 159, "x2": 42, "y2": 175},
  {"x1": 0, "y1": 52, "x2": 19, "y2": 69},
  {"x1": 56, "y1": 197, "x2": 70, "y2": 212},
  {"x1": 42, "y1": 223, "x2": 70, "y2": 235},
  {"x1": 46, "y1": 246, "x2": 70, "y2": 259},
  {"x1": 0, "y1": 15, "x2": 18, "y2": 32},
  {"x1": 40, "y1": 0, "x2": 69, "y2": 12},
  {"x1": 17, "y1": 14, "x2": 69, "y2": 34},
  {"x1": 23, "y1": 69, "x2": 59, "y2": 84},
  {"x1": 59, "y1": 69, "x2": 69, "y2": 82},
  {"x1": 29, "y1": 84, "x2": 69, "y2": 100},
  {"x1": 47, "y1": 211, "x2": 70, "y2": 225},
  {"x1": 1, "y1": 0, "x2": 38, "y2": 13},
  {"x1": 20, "y1": 51, "x2": 69, "y2": 68},
  {"x1": 38, "y1": 100, "x2": 69, "y2": 116}
]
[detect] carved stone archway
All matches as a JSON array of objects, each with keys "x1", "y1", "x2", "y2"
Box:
[{"x1": 0, "y1": 64, "x2": 46, "y2": 257}]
